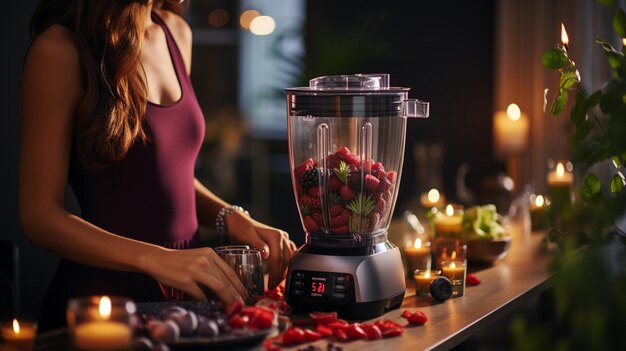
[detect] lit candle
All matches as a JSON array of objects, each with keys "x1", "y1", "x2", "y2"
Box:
[
  {"x1": 493, "y1": 103, "x2": 530, "y2": 155},
  {"x1": 72, "y1": 296, "x2": 133, "y2": 351},
  {"x1": 547, "y1": 162, "x2": 573, "y2": 187},
  {"x1": 414, "y1": 269, "x2": 441, "y2": 296},
  {"x1": 420, "y1": 188, "x2": 446, "y2": 208},
  {"x1": 0, "y1": 319, "x2": 37, "y2": 351},
  {"x1": 441, "y1": 254, "x2": 467, "y2": 297},
  {"x1": 404, "y1": 238, "x2": 432, "y2": 277},
  {"x1": 561, "y1": 23, "x2": 569, "y2": 52},
  {"x1": 529, "y1": 194, "x2": 550, "y2": 230},
  {"x1": 547, "y1": 161, "x2": 573, "y2": 214},
  {"x1": 434, "y1": 205, "x2": 464, "y2": 238}
]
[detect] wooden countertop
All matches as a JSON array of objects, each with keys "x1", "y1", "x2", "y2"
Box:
[{"x1": 34, "y1": 230, "x2": 553, "y2": 351}]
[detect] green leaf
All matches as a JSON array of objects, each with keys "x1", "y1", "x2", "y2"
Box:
[
  {"x1": 573, "y1": 119, "x2": 593, "y2": 141},
  {"x1": 596, "y1": 38, "x2": 619, "y2": 54},
  {"x1": 551, "y1": 89, "x2": 569, "y2": 115},
  {"x1": 611, "y1": 174, "x2": 624, "y2": 193},
  {"x1": 586, "y1": 90, "x2": 602, "y2": 107},
  {"x1": 614, "y1": 10, "x2": 626, "y2": 37},
  {"x1": 541, "y1": 47, "x2": 569, "y2": 69},
  {"x1": 560, "y1": 71, "x2": 579, "y2": 89},
  {"x1": 572, "y1": 140, "x2": 601, "y2": 164},
  {"x1": 581, "y1": 173, "x2": 602, "y2": 202},
  {"x1": 570, "y1": 97, "x2": 587, "y2": 126},
  {"x1": 597, "y1": 0, "x2": 615, "y2": 6}
]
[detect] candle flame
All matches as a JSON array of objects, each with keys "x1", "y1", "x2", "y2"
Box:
[
  {"x1": 535, "y1": 195, "x2": 545, "y2": 207},
  {"x1": 561, "y1": 23, "x2": 569, "y2": 46},
  {"x1": 450, "y1": 262, "x2": 456, "y2": 269},
  {"x1": 445, "y1": 204, "x2": 454, "y2": 216},
  {"x1": 12, "y1": 319, "x2": 19, "y2": 334},
  {"x1": 414, "y1": 238, "x2": 422, "y2": 248},
  {"x1": 451, "y1": 251, "x2": 457, "y2": 260},
  {"x1": 623, "y1": 38, "x2": 626, "y2": 47},
  {"x1": 427, "y1": 188, "x2": 440, "y2": 203},
  {"x1": 99, "y1": 296, "x2": 112, "y2": 319},
  {"x1": 425, "y1": 272, "x2": 430, "y2": 279},
  {"x1": 556, "y1": 162, "x2": 565, "y2": 177},
  {"x1": 506, "y1": 103, "x2": 521, "y2": 121}
]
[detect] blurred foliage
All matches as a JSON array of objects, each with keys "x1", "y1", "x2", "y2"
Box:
[{"x1": 512, "y1": 1, "x2": 626, "y2": 349}]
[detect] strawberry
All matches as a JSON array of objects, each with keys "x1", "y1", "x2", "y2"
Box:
[
  {"x1": 334, "y1": 329, "x2": 348, "y2": 342},
  {"x1": 345, "y1": 323, "x2": 367, "y2": 339},
  {"x1": 315, "y1": 324, "x2": 334, "y2": 337},
  {"x1": 299, "y1": 194, "x2": 321, "y2": 210},
  {"x1": 295, "y1": 182, "x2": 304, "y2": 196},
  {"x1": 330, "y1": 213, "x2": 350, "y2": 227},
  {"x1": 303, "y1": 216, "x2": 320, "y2": 232},
  {"x1": 282, "y1": 327, "x2": 306, "y2": 346},
  {"x1": 226, "y1": 298, "x2": 244, "y2": 317},
  {"x1": 344, "y1": 153, "x2": 360, "y2": 166},
  {"x1": 327, "y1": 154, "x2": 341, "y2": 169},
  {"x1": 362, "y1": 323, "x2": 382, "y2": 340},
  {"x1": 326, "y1": 319, "x2": 349, "y2": 331},
  {"x1": 329, "y1": 176, "x2": 343, "y2": 192},
  {"x1": 406, "y1": 311, "x2": 428, "y2": 325},
  {"x1": 294, "y1": 159, "x2": 314, "y2": 180},
  {"x1": 331, "y1": 226, "x2": 349, "y2": 234},
  {"x1": 371, "y1": 161, "x2": 385, "y2": 176},
  {"x1": 308, "y1": 186, "x2": 323, "y2": 198},
  {"x1": 303, "y1": 329, "x2": 322, "y2": 341},
  {"x1": 466, "y1": 273, "x2": 481, "y2": 286},
  {"x1": 368, "y1": 212, "x2": 381, "y2": 230},
  {"x1": 334, "y1": 147, "x2": 352, "y2": 160},
  {"x1": 387, "y1": 170, "x2": 397, "y2": 183},
  {"x1": 228, "y1": 315, "x2": 249, "y2": 329},
  {"x1": 311, "y1": 211, "x2": 325, "y2": 226},
  {"x1": 340, "y1": 185, "x2": 355, "y2": 201},
  {"x1": 309, "y1": 311, "x2": 338, "y2": 325},
  {"x1": 330, "y1": 204, "x2": 344, "y2": 217},
  {"x1": 362, "y1": 159, "x2": 374, "y2": 172},
  {"x1": 376, "y1": 176, "x2": 392, "y2": 193},
  {"x1": 364, "y1": 174, "x2": 380, "y2": 190},
  {"x1": 376, "y1": 197, "x2": 387, "y2": 214},
  {"x1": 381, "y1": 327, "x2": 403, "y2": 337}
]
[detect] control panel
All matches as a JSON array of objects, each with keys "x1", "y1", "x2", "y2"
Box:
[{"x1": 288, "y1": 270, "x2": 355, "y2": 302}]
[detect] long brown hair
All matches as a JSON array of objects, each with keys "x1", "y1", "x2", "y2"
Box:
[{"x1": 30, "y1": 0, "x2": 184, "y2": 170}]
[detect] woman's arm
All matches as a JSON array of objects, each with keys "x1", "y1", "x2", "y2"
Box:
[{"x1": 19, "y1": 25, "x2": 245, "y2": 303}]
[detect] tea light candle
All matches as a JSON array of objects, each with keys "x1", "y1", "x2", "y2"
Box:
[
  {"x1": 547, "y1": 161, "x2": 573, "y2": 214},
  {"x1": 434, "y1": 205, "x2": 463, "y2": 238},
  {"x1": 72, "y1": 296, "x2": 132, "y2": 351},
  {"x1": 414, "y1": 269, "x2": 441, "y2": 296},
  {"x1": 0, "y1": 319, "x2": 37, "y2": 351},
  {"x1": 420, "y1": 188, "x2": 445, "y2": 208},
  {"x1": 441, "y1": 259, "x2": 467, "y2": 297},
  {"x1": 493, "y1": 103, "x2": 529, "y2": 155},
  {"x1": 547, "y1": 162, "x2": 573, "y2": 187},
  {"x1": 529, "y1": 194, "x2": 549, "y2": 230},
  {"x1": 404, "y1": 238, "x2": 431, "y2": 277}
]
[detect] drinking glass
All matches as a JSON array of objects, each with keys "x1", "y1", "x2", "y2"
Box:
[{"x1": 219, "y1": 249, "x2": 264, "y2": 301}]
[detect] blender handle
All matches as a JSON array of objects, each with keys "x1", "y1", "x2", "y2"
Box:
[{"x1": 404, "y1": 99, "x2": 430, "y2": 118}]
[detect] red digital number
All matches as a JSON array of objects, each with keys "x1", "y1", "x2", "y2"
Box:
[{"x1": 311, "y1": 282, "x2": 326, "y2": 293}]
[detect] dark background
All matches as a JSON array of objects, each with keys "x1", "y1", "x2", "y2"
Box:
[{"x1": 0, "y1": 0, "x2": 497, "y2": 322}]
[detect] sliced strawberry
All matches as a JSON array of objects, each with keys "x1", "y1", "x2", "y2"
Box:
[
  {"x1": 303, "y1": 329, "x2": 322, "y2": 342},
  {"x1": 466, "y1": 273, "x2": 481, "y2": 286},
  {"x1": 326, "y1": 319, "x2": 349, "y2": 332},
  {"x1": 330, "y1": 213, "x2": 350, "y2": 227},
  {"x1": 387, "y1": 170, "x2": 397, "y2": 183},
  {"x1": 334, "y1": 329, "x2": 349, "y2": 342},
  {"x1": 263, "y1": 339, "x2": 282, "y2": 351},
  {"x1": 303, "y1": 216, "x2": 320, "y2": 232},
  {"x1": 381, "y1": 327, "x2": 404, "y2": 337},
  {"x1": 309, "y1": 311, "x2": 338, "y2": 325},
  {"x1": 315, "y1": 325, "x2": 334, "y2": 337},
  {"x1": 249, "y1": 308, "x2": 275, "y2": 330},
  {"x1": 329, "y1": 176, "x2": 343, "y2": 191},
  {"x1": 226, "y1": 298, "x2": 244, "y2": 317},
  {"x1": 228, "y1": 315, "x2": 249, "y2": 329},
  {"x1": 331, "y1": 226, "x2": 350, "y2": 235},
  {"x1": 362, "y1": 323, "x2": 382, "y2": 340},
  {"x1": 340, "y1": 185, "x2": 355, "y2": 201},
  {"x1": 345, "y1": 323, "x2": 367, "y2": 339},
  {"x1": 406, "y1": 311, "x2": 428, "y2": 325},
  {"x1": 364, "y1": 174, "x2": 380, "y2": 190},
  {"x1": 400, "y1": 310, "x2": 413, "y2": 319},
  {"x1": 282, "y1": 327, "x2": 306, "y2": 346}
]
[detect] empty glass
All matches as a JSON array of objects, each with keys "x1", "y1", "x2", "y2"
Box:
[
  {"x1": 213, "y1": 245, "x2": 250, "y2": 259},
  {"x1": 218, "y1": 248, "x2": 264, "y2": 302}
]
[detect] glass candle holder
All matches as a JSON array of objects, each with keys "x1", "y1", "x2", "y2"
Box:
[
  {"x1": 404, "y1": 238, "x2": 432, "y2": 278},
  {"x1": 67, "y1": 296, "x2": 135, "y2": 351},
  {"x1": 433, "y1": 204, "x2": 464, "y2": 238},
  {"x1": 546, "y1": 160, "x2": 573, "y2": 214},
  {"x1": 432, "y1": 238, "x2": 463, "y2": 270},
  {"x1": 529, "y1": 193, "x2": 550, "y2": 231},
  {"x1": 0, "y1": 319, "x2": 37, "y2": 351},
  {"x1": 219, "y1": 248, "x2": 265, "y2": 302},
  {"x1": 440, "y1": 244, "x2": 467, "y2": 297},
  {"x1": 414, "y1": 269, "x2": 441, "y2": 297}
]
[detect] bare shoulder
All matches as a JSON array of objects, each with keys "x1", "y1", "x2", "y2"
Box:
[
  {"x1": 26, "y1": 24, "x2": 79, "y2": 69},
  {"x1": 155, "y1": 9, "x2": 192, "y2": 56}
]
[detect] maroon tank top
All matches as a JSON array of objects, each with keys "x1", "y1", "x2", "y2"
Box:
[{"x1": 68, "y1": 12, "x2": 204, "y2": 248}]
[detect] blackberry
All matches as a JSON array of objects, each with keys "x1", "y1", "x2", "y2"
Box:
[
  {"x1": 300, "y1": 168, "x2": 319, "y2": 188},
  {"x1": 347, "y1": 166, "x2": 362, "y2": 191}
]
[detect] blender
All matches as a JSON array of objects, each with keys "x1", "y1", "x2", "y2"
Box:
[{"x1": 284, "y1": 74, "x2": 429, "y2": 319}]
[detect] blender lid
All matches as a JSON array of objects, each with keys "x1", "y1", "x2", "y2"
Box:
[{"x1": 285, "y1": 74, "x2": 409, "y2": 93}]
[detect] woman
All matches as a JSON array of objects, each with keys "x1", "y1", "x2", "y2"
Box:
[{"x1": 19, "y1": 0, "x2": 296, "y2": 331}]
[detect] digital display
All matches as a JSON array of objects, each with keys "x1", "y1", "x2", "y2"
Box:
[{"x1": 310, "y1": 277, "x2": 327, "y2": 297}]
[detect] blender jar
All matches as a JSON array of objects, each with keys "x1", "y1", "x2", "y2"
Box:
[{"x1": 286, "y1": 74, "x2": 428, "y2": 241}]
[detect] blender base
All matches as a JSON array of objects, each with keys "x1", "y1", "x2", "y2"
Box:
[{"x1": 285, "y1": 242, "x2": 406, "y2": 320}]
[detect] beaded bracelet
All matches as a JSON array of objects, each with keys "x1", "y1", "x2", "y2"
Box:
[{"x1": 215, "y1": 205, "x2": 249, "y2": 236}]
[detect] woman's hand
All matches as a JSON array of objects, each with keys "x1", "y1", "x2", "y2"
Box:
[
  {"x1": 139, "y1": 247, "x2": 248, "y2": 304},
  {"x1": 226, "y1": 211, "x2": 297, "y2": 289}
]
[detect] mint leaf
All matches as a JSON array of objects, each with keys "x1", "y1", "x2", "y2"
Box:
[
  {"x1": 573, "y1": 119, "x2": 593, "y2": 141},
  {"x1": 541, "y1": 48, "x2": 569, "y2": 69},
  {"x1": 560, "y1": 71, "x2": 579, "y2": 89},
  {"x1": 570, "y1": 96, "x2": 587, "y2": 126},
  {"x1": 581, "y1": 173, "x2": 602, "y2": 202},
  {"x1": 611, "y1": 174, "x2": 624, "y2": 193},
  {"x1": 614, "y1": 9, "x2": 626, "y2": 37},
  {"x1": 587, "y1": 90, "x2": 602, "y2": 108},
  {"x1": 551, "y1": 89, "x2": 569, "y2": 115}
]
